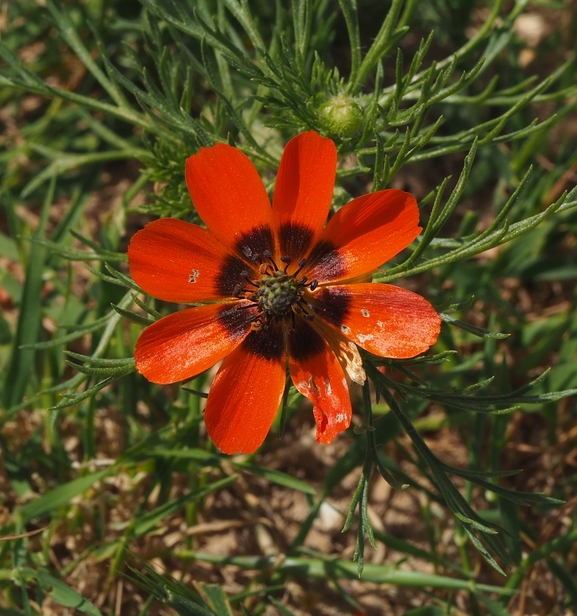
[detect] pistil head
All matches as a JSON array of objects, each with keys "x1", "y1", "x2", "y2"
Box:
[{"x1": 256, "y1": 271, "x2": 300, "y2": 317}]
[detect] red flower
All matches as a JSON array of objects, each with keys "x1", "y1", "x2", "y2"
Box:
[{"x1": 128, "y1": 131, "x2": 441, "y2": 454}]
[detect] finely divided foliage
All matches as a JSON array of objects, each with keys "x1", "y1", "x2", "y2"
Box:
[{"x1": 1, "y1": 0, "x2": 577, "y2": 614}]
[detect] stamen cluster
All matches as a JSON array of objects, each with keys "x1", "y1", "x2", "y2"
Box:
[{"x1": 234, "y1": 251, "x2": 318, "y2": 330}]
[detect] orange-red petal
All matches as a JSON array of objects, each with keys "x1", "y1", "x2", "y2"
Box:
[
  {"x1": 204, "y1": 325, "x2": 286, "y2": 454},
  {"x1": 311, "y1": 283, "x2": 441, "y2": 358},
  {"x1": 287, "y1": 318, "x2": 352, "y2": 444},
  {"x1": 305, "y1": 190, "x2": 421, "y2": 283},
  {"x1": 134, "y1": 301, "x2": 254, "y2": 384},
  {"x1": 185, "y1": 143, "x2": 274, "y2": 259},
  {"x1": 272, "y1": 131, "x2": 337, "y2": 260},
  {"x1": 128, "y1": 218, "x2": 250, "y2": 302}
]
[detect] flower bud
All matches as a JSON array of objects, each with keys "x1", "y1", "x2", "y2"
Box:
[{"x1": 319, "y1": 95, "x2": 364, "y2": 137}]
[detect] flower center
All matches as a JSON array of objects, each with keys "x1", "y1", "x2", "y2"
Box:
[
  {"x1": 256, "y1": 273, "x2": 300, "y2": 317},
  {"x1": 233, "y1": 252, "x2": 318, "y2": 330}
]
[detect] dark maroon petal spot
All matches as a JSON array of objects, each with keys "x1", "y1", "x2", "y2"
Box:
[
  {"x1": 279, "y1": 222, "x2": 313, "y2": 260},
  {"x1": 288, "y1": 318, "x2": 325, "y2": 362},
  {"x1": 242, "y1": 321, "x2": 284, "y2": 362},
  {"x1": 306, "y1": 240, "x2": 347, "y2": 280},
  {"x1": 235, "y1": 226, "x2": 274, "y2": 261},
  {"x1": 216, "y1": 254, "x2": 252, "y2": 297},
  {"x1": 217, "y1": 303, "x2": 253, "y2": 341},
  {"x1": 313, "y1": 287, "x2": 351, "y2": 327}
]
